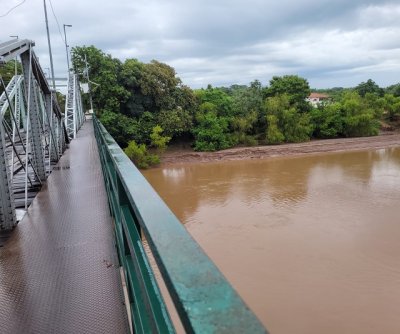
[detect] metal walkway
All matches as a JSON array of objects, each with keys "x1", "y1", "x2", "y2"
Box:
[{"x1": 0, "y1": 120, "x2": 129, "y2": 333}]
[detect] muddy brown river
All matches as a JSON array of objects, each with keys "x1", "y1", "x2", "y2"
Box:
[{"x1": 143, "y1": 148, "x2": 400, "y2": 334}]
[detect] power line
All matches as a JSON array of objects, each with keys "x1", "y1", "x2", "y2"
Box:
[
  {"x1": 48, "y1": 0, "x2": 65, "y2": 45},
  {"x1": 0, "y1": 0, "x2": 27, "y2": 18}
]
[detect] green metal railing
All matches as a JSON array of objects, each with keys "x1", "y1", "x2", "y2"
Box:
[{"x1": 93, "y1": 115, "x2": 268, "y2": 334}]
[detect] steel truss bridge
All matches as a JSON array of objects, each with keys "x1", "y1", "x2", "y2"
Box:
[
  {"x1": 0, "y1": 39, "x2": 84, "y2": 230},
  {"x1": 0, "y1": 39, "x2": 267, "y2": 333}
]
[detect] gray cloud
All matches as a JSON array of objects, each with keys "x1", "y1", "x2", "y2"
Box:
[{"x1": 1, "y1": 0, "x2": 399, "y2": 89}]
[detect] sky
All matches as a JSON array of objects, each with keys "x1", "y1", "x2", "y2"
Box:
[{"x1": 1, "y1": 0, "x2": 399, "y2": 89}]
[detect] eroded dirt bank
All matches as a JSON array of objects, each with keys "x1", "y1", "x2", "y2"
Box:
[{"x1": 161, "y1": 133, "x2": 400, "y2": 165}]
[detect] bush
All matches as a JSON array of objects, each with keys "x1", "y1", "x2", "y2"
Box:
[
  {"x1": 100, "y1": 110, "x2": 139, "y2": 147},
  {"x1": 281, "y1": 108, "x2": 313, "y2": 143},
  {"x1": 340, "y1": 92, "x2": 381, "y2": 137},
  {"x1": 193, "y1": 112, "x2": 233, "y2": 151},
  {"x1": 124, "y1": 140, "x2": 160, "y2": 169},
  {"x1": 310, "y1": 104, "x2": 343, "y2": 138},
  {"x1": 266, "y1": 115, "x2": 284, "y2": 144},
  {"x1": 342, "y1": 113, "x2": 379, "y2": 137},
  {"x1": 150, "y1": 125, "x2": 171, "y2": 153}
]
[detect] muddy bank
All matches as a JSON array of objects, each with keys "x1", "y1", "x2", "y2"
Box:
[{"x1": 161, "y1": 133, "x2": 400, "y2": 165}]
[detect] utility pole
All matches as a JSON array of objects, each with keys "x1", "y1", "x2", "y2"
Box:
[
  {"x1": 43, "y1": 0, "x2": 56, "y2": 91},
  {"x1": 63, "y1": 24, "x2": 72, "y2": 72}
]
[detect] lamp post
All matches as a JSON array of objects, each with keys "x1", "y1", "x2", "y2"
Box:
[
  {"x1": 63, "y1": 24, "x2": 72, "y2": 72},
  {"x1": 43, "y1": 0, "x2": 56, "y2": 91}
]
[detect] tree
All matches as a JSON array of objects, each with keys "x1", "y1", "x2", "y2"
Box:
[
  {"x1": 341, "y1": 91, "x2": 380, "y2": 137},
  {"x1": 195, "y1": 87, "x2": 233, "y2": 117},
  {"x1": 264, "y1": 94, "x2": 312, "y2": 143},
  {"x1": 140, "y1": 60, "x2": 181, "y2": 111},
  {"x1": 355, "y1": 79, "x2": 384, "y2": 97},
  {"x1": 157, "y1": 108, "x2": 193, "y2": 139},
  {"x1": 193, "y1": 112, "x2": 232, "y2": 151},
  {"x1": 281, "y1": 108, "x2": 313, "y2": 142},
  {"x1": 310, "y1": 103, "x2": 343, "y2": 138},
  {"x1": 137, "y1": 111, "x2": 157, "y2": 145},
  {"x1": 150, "y1": 125, "x2": 171, "y2": 153},
  {"x1": 266, "y1": 115, "x2": 284, "y2": 144},
  {"x1": 385, "y1": 83, "x2": 400, "y2": 97},
  {"x1": 230, "y1": 111, "x2": 258, "y2": 145},
  {"x1": 381, "y1": 94, "x2": 400, "y2": 120},
  {"x1": 266, "y1": 75, "x2": 311, "y2": 111},
  {"x1": 100, "y1": 110, "x2": 138, "y2": 147},
  {"x1": 0, "y1": 60, "x2": 21, "y2": 94},
  {"x1": 231, "y1": 80, "x2": 264, "y2": 115},
  {"x1": 172, "y1": 84, "x2": 198, "y2": 114},
  {"x1": 71, "y1": 45, "x2": 129, "y2": 113},
  {"x1": 119, "y1": 58, "x2": 150, "y2": 117},
  {"x1": 231, "y1": 80, "x2": 264, "y2": 133}
]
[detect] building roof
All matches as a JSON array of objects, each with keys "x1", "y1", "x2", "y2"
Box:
[{"x1": 308, "y1": 92, "x2": 330, "y2": 99}]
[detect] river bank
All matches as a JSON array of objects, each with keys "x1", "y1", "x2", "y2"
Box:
[{"x1": 161, "y1": 132, "x2": 400, "y2": 165}]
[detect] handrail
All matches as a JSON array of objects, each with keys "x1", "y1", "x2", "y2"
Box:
[{"x1": 93, "y1": 115, "x2": 268, "y2": 334}]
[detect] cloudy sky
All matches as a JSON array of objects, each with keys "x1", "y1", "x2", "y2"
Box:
[{"x1": 1, "y1": 0, "x2": 400, "y2": 89}]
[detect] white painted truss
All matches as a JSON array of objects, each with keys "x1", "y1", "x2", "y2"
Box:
[{"x1": 0, "y1": 39, "x2": 84, "y2": 230}]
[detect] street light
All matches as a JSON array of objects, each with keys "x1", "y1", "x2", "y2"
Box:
[{"x1": 63, "y1": 24, "x2": 72, "y2": 72}]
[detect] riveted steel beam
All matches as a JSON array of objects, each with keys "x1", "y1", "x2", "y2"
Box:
[
  {"x1": 0, "y1": 121, "x2": 16, "y2": 230},
  {"x1": 21, "y1": 49, "x2": 46, "y2": 181},
  {"x1": 45, "y1": 93, "x2": 59, "y2": 162}
]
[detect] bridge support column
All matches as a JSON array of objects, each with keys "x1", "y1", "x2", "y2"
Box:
[
  {"x1": 21, "y1": 50, "x2": 46, "y2": 181},
  {"x1": 0, "y1": 122, "x2": 16, "y2": 230}
]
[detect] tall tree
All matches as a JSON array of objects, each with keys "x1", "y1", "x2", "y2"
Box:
[
  {"x1": 266, "y1": 75, "x2": 311, "y2": 111},
  {"x1": 385, "y1": 83, "x2": 400, "y2": 97},
  {"x1": 119, "y1": 58, "x2": 149, "y2": 117},
  {"x1": 140, "y1": 60, "x2": 182, "y2": 112},
  {"x1": 355, "y1": 79, "x2": 384, "y2": 97},
  {"x1": 195, "y1": 86, "x2": 233, "y2": 117},
  {"x1": 71, "y1": 45, "x2": 129, "y2": 113}
]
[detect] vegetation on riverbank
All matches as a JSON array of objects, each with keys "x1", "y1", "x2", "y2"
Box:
[{"x1": 70, "y1": 46, "x2": 400, "y2": 167}]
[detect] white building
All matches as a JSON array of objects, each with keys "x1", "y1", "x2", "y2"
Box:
[{"x1": 306, "y1": 93, "x2": 331, "y2": 107}]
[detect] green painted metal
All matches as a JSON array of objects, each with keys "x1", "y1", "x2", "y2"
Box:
[{"x1": 93, "y1": 115, "x2": 268, "y2": 334}]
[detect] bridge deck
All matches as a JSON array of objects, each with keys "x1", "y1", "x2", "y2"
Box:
[{"x1": 0, "y1": 120, "x2": 129, "y2": 333}]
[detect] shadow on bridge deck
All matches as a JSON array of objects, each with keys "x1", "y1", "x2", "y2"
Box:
[{"x1": 0, "y1": 120, "x2": 129, "y2": 333}]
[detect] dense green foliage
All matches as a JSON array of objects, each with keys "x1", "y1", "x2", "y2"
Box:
[
  {"x1": 0, "y1": 60, "x2": 22, "y2": 95},
  {"x1": 70, "y1": 45, "x2": 400, "y2": 168},
  {"x1": 355, "y1": 79, "x2": 384, "y2": 97},
  {"x1": 124, "y1": 140, "x2": 160, "y2": 169}
]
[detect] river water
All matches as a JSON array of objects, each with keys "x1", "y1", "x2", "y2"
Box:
[{"x1": 143, "y1": 148, "x2": 400, "y2": 334}]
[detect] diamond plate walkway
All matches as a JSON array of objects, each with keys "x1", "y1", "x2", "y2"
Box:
[{"x1": 0, "y1": 120, "x2": 130, "y2": 334}]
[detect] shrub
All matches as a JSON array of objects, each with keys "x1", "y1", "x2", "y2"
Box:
[
  {"x1": 124, "y1": 140, "x2": 160, "y2": 169},
  {"x1": 150, "y1": 125, "x2": 171, "y2": 153},
  {"x1": 193, "y1": 112, "x2": 232, "y2": 151},
  {"x1": 266, "y1": 115, "x2": 284, "y2": 144}
]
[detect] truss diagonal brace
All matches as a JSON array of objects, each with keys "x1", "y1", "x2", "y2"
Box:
[{"x1": 21, "y1": 50, "x2": 46, "y2": 181}]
